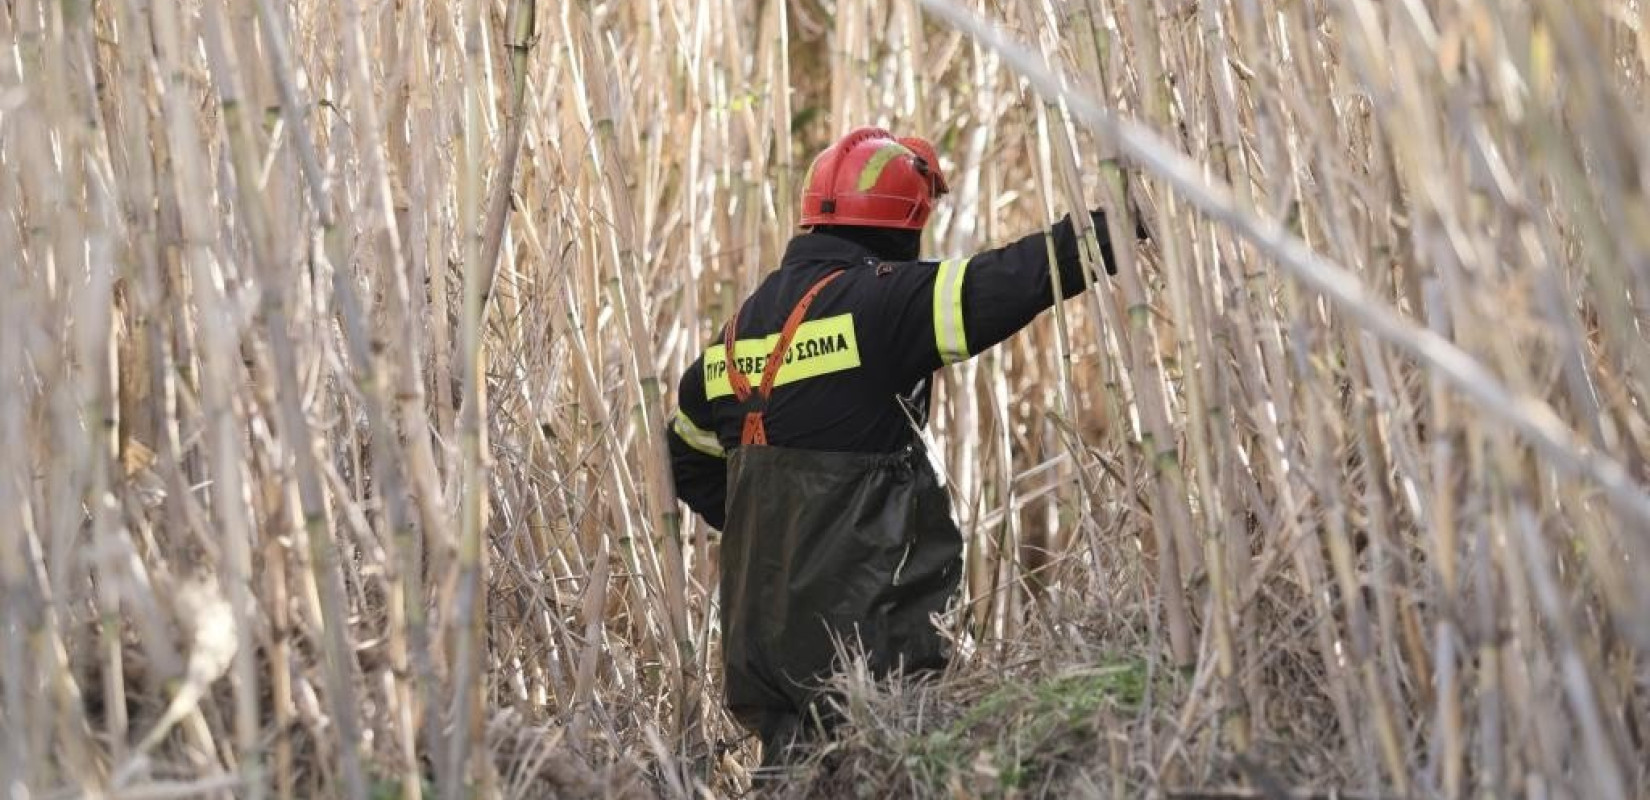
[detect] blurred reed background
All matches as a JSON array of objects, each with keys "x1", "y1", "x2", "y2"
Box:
[{"x1": 2, "y1": 0, "x2": 1648, "y2": 797}]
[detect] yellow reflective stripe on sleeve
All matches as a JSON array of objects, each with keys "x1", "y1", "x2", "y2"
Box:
[
  {"x1": 932, "y1": 258, "x2": 971, "y2": 364},
  {"x1": 855, "y1": 142, "x2": 914, "y2": 192},
  {"x1": 672, "y1": 409, "x2": 725, "y2": 458},
  {"x1": 703, "y1": 313, "x2": 861, "y2": 400}
]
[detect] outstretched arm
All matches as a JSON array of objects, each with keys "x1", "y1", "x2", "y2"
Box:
[
  {"x1": 666, "y1": 354, "x2": 727, "y2": 530},
  {"x1": 873, "y1": 209, "x2": 1128, "y2": 387}
]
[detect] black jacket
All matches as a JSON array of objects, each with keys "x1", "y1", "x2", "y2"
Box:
[{"x1": 667, "y1": 214, "x2": 1118, "y2": 529}]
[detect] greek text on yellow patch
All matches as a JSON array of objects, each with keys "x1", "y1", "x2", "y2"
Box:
[{"x1": 703, "y1": 313, "x2": 861, "y2": 399}]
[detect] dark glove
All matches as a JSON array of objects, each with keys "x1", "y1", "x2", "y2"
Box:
[
  {"x1": 1084, "y1": 200, "x2": 1152, "y2": 276},
  {"x1": 1084, "y1": 209, "x2": 1121, "y2": 276}
]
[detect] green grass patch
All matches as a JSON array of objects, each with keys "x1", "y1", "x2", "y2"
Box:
[{"x1": 899, "y1": 659, "x2": 1148, "y2": 795}]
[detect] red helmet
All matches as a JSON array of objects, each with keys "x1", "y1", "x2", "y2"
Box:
[{"x1": 799, "y1": 127, "x2": 950, "y2": 230}]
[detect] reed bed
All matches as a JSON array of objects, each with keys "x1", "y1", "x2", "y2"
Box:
[{"x1": 2, "y1": 0, "x2": 1648, "y2": 797}]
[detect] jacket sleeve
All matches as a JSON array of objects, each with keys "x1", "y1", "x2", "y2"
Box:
[
  {"x1": 872, "y1": 210, "x2": 1120, "y2": 388},
  {"x1": 666, "y1": 353, "x2": 727, "y2": 530}
]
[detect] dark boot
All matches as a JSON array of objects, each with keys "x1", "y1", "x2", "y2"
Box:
[{"x1": 759, "y1": 711, "x2": 805, "y2": 769}]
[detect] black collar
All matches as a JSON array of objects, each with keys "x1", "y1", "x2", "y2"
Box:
[{"x1": 780, "y1": 231, "x2": 887, "y2": 271}]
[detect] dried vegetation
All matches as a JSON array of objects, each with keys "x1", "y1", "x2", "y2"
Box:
[{"x1": 2, "y1": 0, "x2": 1649, "y2": 797}]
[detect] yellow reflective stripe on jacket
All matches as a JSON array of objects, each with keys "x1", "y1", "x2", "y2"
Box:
[
  {"x1": 932, "y1": 258, "x2": 971, "y2": 364},
  {"x1": 672, "y1": 409, "x2": 725, "y2": 458},
  {"x1": 703, "y1": 313, "x2": 861, "y2": 399},
  {"x1": 856, "y1": 142, "x2": 913, "y2": 192}
]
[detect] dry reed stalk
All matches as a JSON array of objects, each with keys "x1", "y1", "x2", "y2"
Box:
[
  {"x1": 1065, "y1": 0, "x2": 1201, "y2": 668},
  {"x1": 195, "y1": 7, "x2": 267, "y2": 796},
  {"x1": 441, "y1": 0, "x2": 491, "y2": 791},
  {"x1": 1014, "y1": 0, "x2": 1101, "y2": 587}
]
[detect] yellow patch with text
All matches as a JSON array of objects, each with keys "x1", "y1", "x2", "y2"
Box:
[{"x1": 703, "y1": 313, "x2": 861, "y2": 399}]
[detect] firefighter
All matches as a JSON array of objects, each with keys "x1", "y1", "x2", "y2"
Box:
[{"x1": 666, "y1": 127, "x2": 1128, "y2": 765}]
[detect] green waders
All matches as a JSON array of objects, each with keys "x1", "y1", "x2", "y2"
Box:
[{"x1": 721, "y1": 443, "x2": 962, "y2": 763}]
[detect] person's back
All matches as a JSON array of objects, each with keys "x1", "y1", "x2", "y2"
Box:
[
  {"x1": 665, "y1": 127, "x2": 1129, "y2": 765},
  {"x1": 691, "y1": 239, "x2": 934, "y2": 455}
]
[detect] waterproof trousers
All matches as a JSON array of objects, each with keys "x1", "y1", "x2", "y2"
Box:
[{"x1": 719, "y1": 444, "x2": 964, "y2": 755}]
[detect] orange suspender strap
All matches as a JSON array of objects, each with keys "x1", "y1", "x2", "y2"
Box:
[{"x1": 722, "y1": 270, "x2": 846, "y2": 446}]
